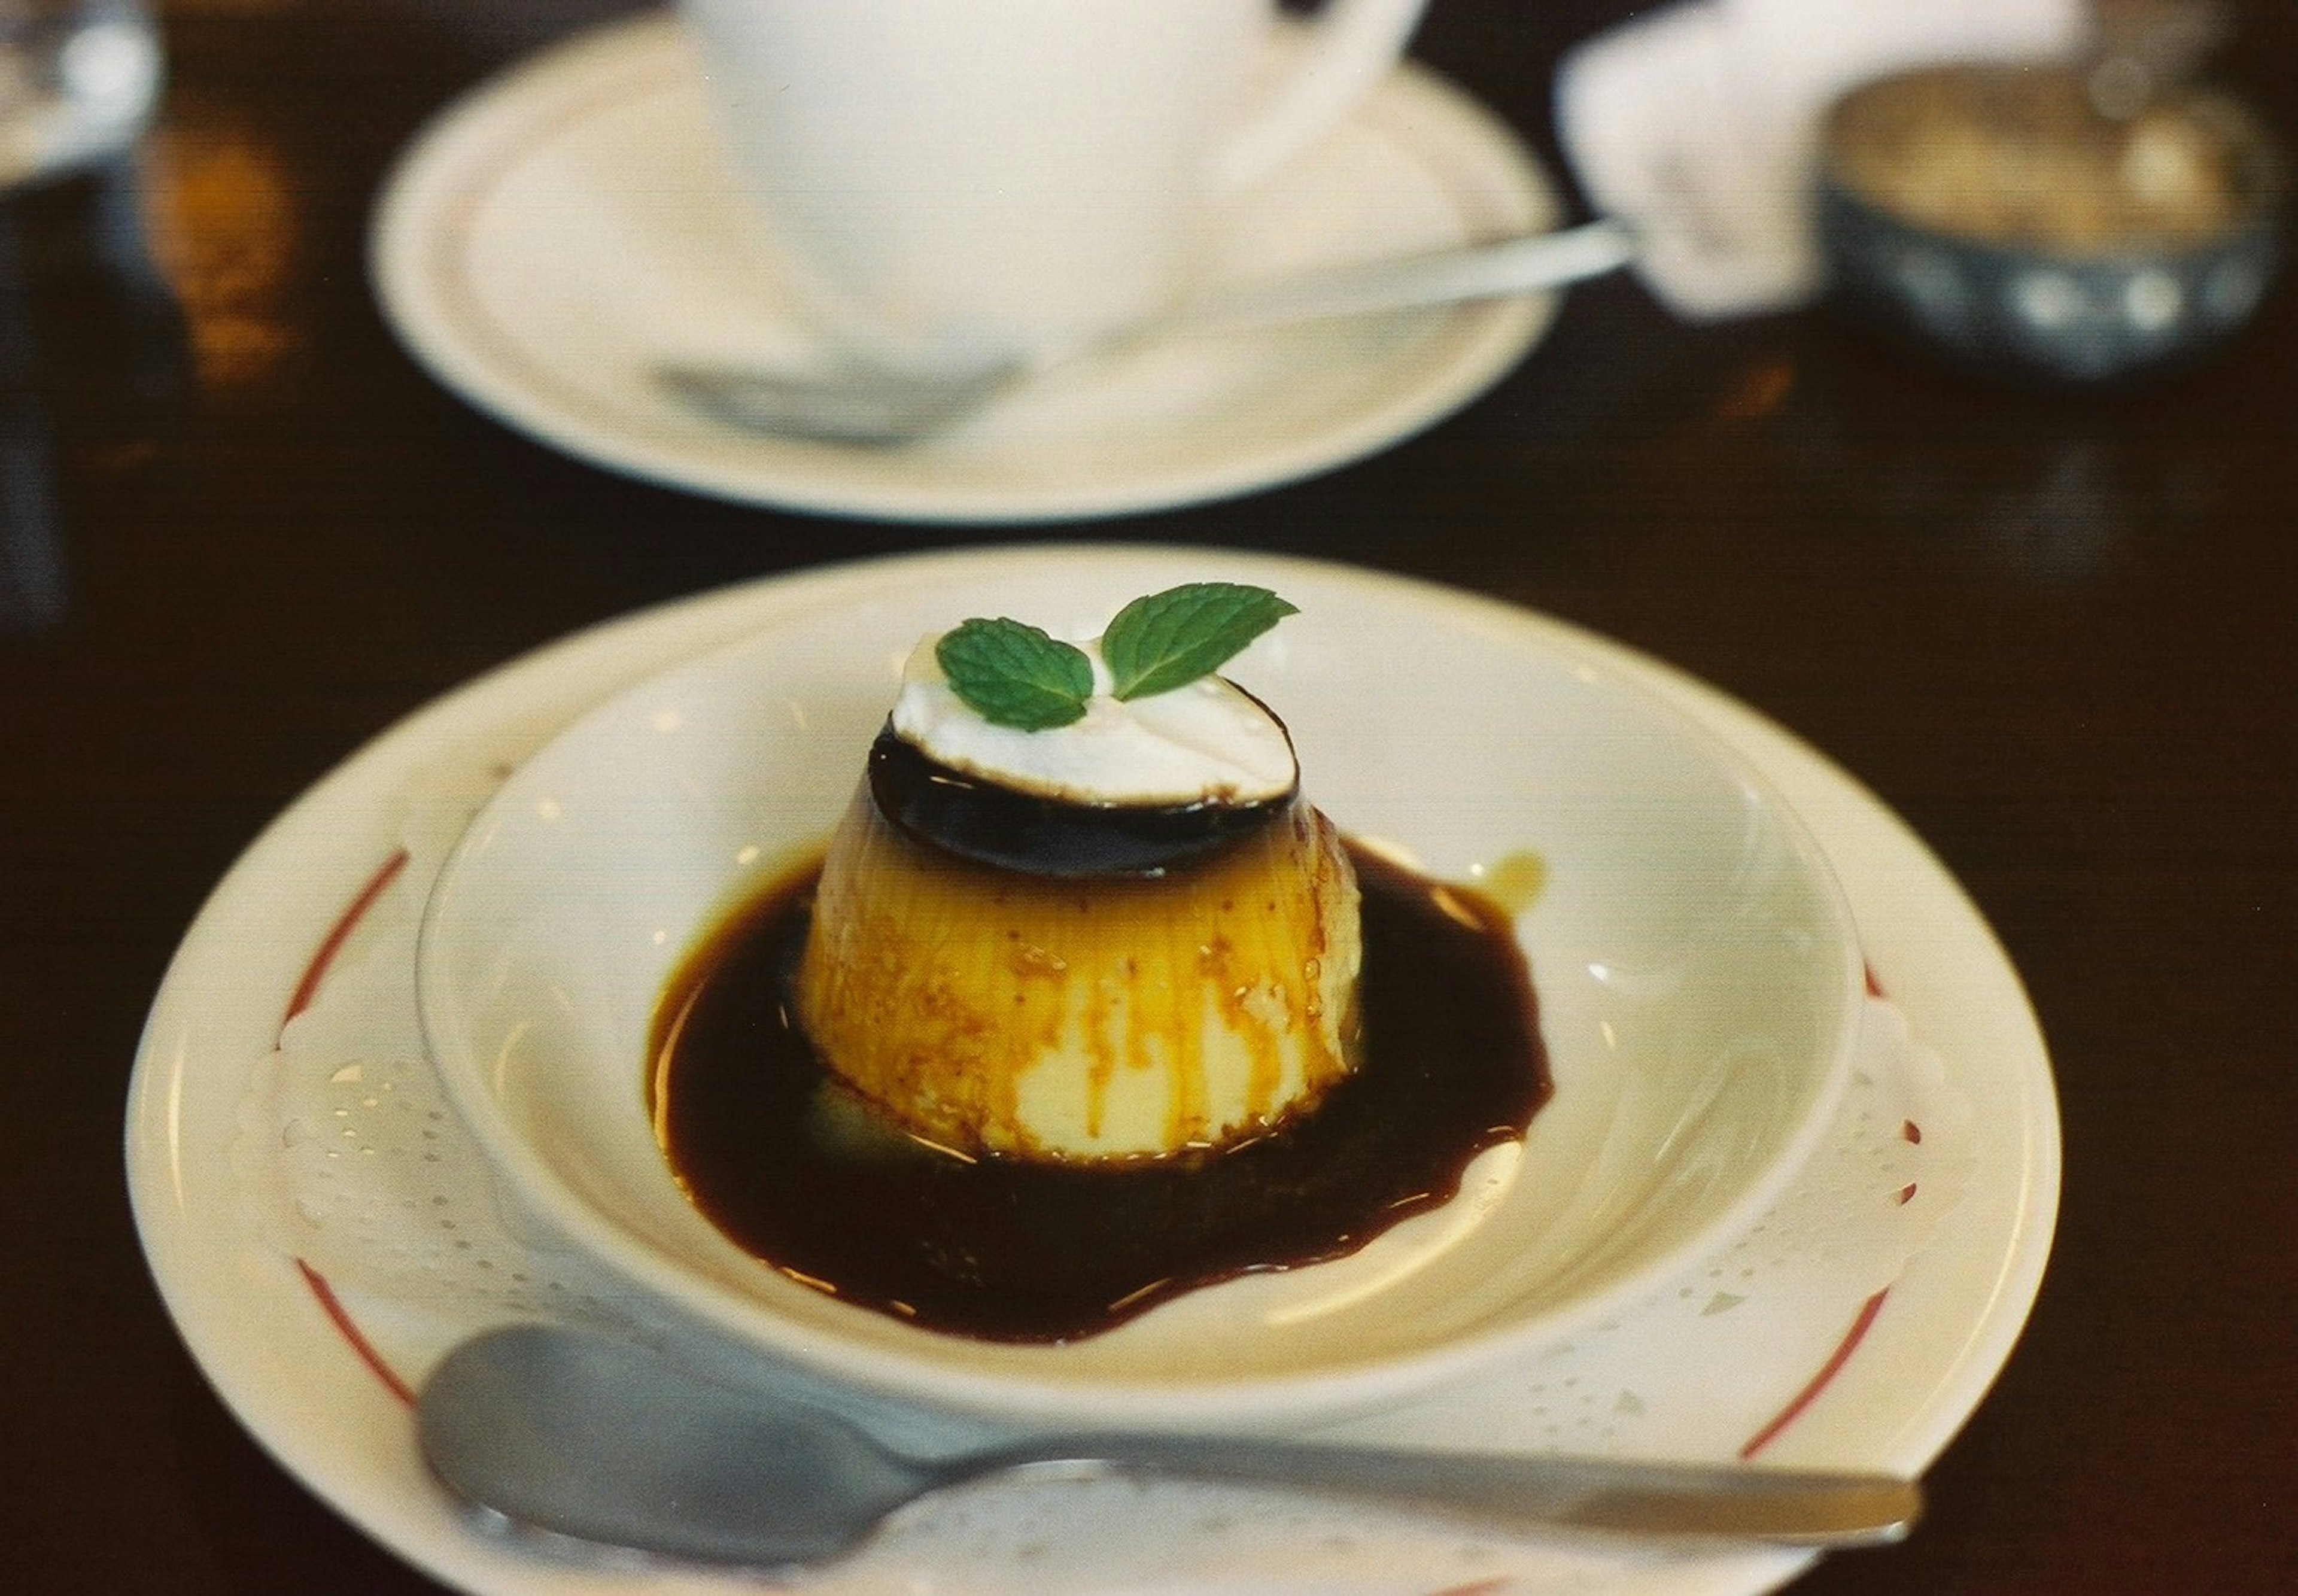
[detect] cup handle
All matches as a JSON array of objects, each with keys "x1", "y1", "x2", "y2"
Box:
[{"x1": 1212, "y1": 0, "x2": 1428, "y2": 191}]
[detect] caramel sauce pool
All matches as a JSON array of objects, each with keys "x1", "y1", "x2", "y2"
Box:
[{"x1": 649, "y1": 843, "x2": 1550, "y2": 1344}]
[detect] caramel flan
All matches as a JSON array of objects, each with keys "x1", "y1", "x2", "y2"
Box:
[{"x1": 794, "y1": 586, "x2": 1361, "y2": 1160}]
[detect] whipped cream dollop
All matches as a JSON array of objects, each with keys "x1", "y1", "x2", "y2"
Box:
[{"x1": 889, "y1": 633, "x2": 1298, "y2": 807}]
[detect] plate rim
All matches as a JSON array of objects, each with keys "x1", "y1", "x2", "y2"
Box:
[{"x1": 126, "y1": 543, "x2": 2062, "y2": 1596}]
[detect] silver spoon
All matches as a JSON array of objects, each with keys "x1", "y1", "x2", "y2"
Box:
[
  {"x1": 418, "y1": 1323, "x2": 1920, "y2": 1569},
  {"x1": 655, "y1": 217, "x2": 1637, "y2": 446}
]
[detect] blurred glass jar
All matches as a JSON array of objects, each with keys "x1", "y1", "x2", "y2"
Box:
[{"x1": 0, "y1": 0, "x2": 162, "y2": 190}]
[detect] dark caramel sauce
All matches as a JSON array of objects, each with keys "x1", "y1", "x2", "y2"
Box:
[
  {"x1": 867, "y1": 724, "x2": 1296, "y2": 877},
  {"x1": 651, "y1": 843, "x2": 1549, "y2": 1344}
]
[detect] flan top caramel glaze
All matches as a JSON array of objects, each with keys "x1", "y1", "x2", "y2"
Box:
[
  {"x1": 867, "y1": 720, "x2": 1297, "y2": 877},
  {"x1": 794, "y1": 723, "x2": 1364, "y2": 1163}
]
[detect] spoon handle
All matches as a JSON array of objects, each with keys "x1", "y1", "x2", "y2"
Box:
[
  {"x1": 420, "y1": 1324, "x2": 1920, "y2": 1566},
  {"x1": 1175, "y1": 217, "x2": 1638, "y2": 335},
  {"x1": 980, "y1": 1434, "x2": 1920, "y2": 1549}
]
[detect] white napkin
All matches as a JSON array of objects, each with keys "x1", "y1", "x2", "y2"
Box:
[{"x1": 1557, "y1": 0, "x2": 2090, "y2": 318}]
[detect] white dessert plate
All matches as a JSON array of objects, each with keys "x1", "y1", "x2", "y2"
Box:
[
  {"x1": 416, "y1": 574, "x2": 1862, "y2": 1428},
  {"x1": 127, "y1": 547, "x2": 2059, "y2": 1596},
  {"x1": 367, "y1": 13, "x2": 1567, "y2": 524}
]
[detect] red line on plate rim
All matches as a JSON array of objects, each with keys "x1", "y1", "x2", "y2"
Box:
[
  {"x1": 295, "y1": 1259, "x2": 417, "y2": 1408},
  {"x1": 1738, "y1": 1287, "x2": 1892, "y2": 1460},
  {"x1": 281, "y1": 855, "x2": 423, "y2": 1405},
  {"x1": 280, "y1": 848, "x2": 411, "y2": 1035}
]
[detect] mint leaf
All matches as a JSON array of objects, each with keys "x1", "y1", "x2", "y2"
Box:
[
  {"x1": 1101, "y1": 583, "x2": 1297, "y2": 702},
  {"x1": 936, "y1": 617, "x2": 1094, "y2": 730}
]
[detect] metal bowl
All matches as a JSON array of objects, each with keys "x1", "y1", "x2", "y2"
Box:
[{"x1": 1817, "y1": 62, "x2": 2286, "y2": 381}]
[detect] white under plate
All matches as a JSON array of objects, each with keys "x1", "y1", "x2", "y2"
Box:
[
  {"x1": 367, "y1": 14, "x2": 1567, "y2": 524},
  {"x1": 128, "y1": 548, "x2": 2059, "y2": 1596}
]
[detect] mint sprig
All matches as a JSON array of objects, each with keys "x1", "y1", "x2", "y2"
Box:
[
  {"x1": 1102, "y1": 583, "x2": 1298, "y2": 702},
  {"x1": 935, "y1": 582, "x2": 1296, "y2": 731},
  {"x1": 935, "y1": 618, "x2": 1094, "y2": 730}
]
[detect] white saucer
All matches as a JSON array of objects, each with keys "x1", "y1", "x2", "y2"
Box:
[
  {"x1": 367, "y1": 14, "x2": 1567, "y2": 524},
  {"x1": 127, "y1": 547, "x2": 2058, "y2": 1596},
  {"x1": 414, "y1": 574, "x2": 1863, "y2": 1427}
]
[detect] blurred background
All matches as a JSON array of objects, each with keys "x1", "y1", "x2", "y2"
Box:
[{"x1": 2, "y1": 2, "x2": 2291, "y2": 1592}]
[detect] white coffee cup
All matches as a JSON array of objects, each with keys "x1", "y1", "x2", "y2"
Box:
[{"x1": 678, "y1": 0, "x2": 1427, "y2": 373}]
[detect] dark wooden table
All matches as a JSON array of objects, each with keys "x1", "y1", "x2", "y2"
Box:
[{"x1": 5, "y1": 2, "x2": 2291, "y2": 1590}]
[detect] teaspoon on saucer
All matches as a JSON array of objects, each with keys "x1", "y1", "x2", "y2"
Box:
[
  {"x1": 418, "y1": 1323, "x2": 1920, "y2": 1570},
  {"x1": 655, "y1": 217, "x2": 1637, "y2": 448}
]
